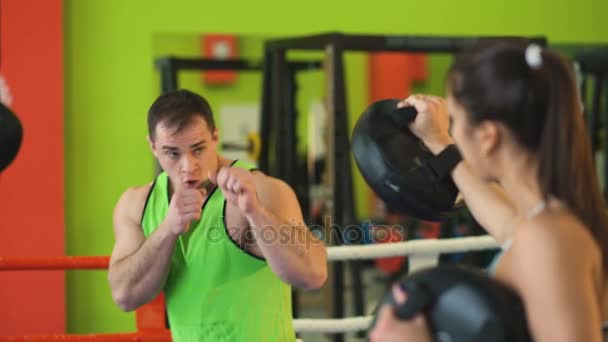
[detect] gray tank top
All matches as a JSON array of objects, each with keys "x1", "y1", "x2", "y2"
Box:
[{"x1": 487, "y1": 200, "x2": 546, "y2": 275}]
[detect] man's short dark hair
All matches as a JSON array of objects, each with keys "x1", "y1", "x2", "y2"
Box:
[{"x1": 147, "y1": 89, "x2": 215, "y2": 141}]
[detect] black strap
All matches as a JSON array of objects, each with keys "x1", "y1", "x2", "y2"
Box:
[{"x1": 424, "y1": 144, "x2": 462, "y2": 182}]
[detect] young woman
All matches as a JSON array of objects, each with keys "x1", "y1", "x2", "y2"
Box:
[{"x1": 370, "y1": 41, "x2": 608, "y2": 342}]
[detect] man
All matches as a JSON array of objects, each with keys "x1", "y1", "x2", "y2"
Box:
[{"x1": 108, "y1": 89, "x2": 328, "y2": 341}]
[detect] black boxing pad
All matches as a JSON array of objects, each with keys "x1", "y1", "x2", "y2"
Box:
[
  {"x1": 351, "y1": 99, "x2": 460, "y2": 221},
  {"x1": 0, "y1": 102, "x2": 23, "y2": 172},
  {"x1": 370, "y1": 265, "x2": 532, "y2": 342}
]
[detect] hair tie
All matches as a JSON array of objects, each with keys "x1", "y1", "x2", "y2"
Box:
[{"x1": 525, "y1": 44, "x2": 543, "y2": 69}]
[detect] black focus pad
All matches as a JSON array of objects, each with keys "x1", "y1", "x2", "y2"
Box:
[
  {"x1": 367, "y1": 280, "x2": 433, "y2": 332},
  {"x1": 369, "y1": 265, "x2": 533, "y2": 342},
  {"x1": 392, "y1": 281, "x2": 433, "y2": 320},
  {"x1": 388, "y1": 105, "x2": 418, "y2": 128},
  {"x1": 0, "y1": 102, "x2": 23, "y2": 173},
  {"x1": 351, "y1": 99, "x2": 459, "y2": 221}
]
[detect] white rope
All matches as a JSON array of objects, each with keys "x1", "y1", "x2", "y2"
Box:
[
  {"x1": 327, "y1": 235, "x2": 498, "y2": 261},
  {"x1": 293, "y1": 316, "x2": 373, "y2": 333},
  {"x1": 291, "y1": 236, "x2": 500, "y2": 334}
]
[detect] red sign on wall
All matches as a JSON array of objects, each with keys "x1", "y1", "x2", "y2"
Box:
[{"x1": 201, "y1": 34, "x2": 238, "y2": 85}]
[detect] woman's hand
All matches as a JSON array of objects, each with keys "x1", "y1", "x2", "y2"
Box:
[
  {"x1": 398, "y1": 94, "x2": 454, "y2": 155},
  {"x1": 369, "y1": 283, "x2": 433, "y2": 342}
]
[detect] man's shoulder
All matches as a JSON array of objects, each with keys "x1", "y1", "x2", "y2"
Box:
[
  {"x1": 252, "y1": 172, "x2": 290, "y2": 191},
  {"x1": 251, "y1": 173, "x2": 300, "y2": 210},
  {"x1": 121, "y1": 183, "x2": 154, "y2": 204},
  {"x1": 115, "y1": 182, "x2": 155, "y2": 223}
]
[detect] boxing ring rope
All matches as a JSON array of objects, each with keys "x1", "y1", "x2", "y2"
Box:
[
  {"x1": 0, "y1": 236, "x2": 498, "y2": 269},
  {"x1": 327, "y1": 235, "x2": 498, "y2": 260},
  {"x1": 293, "y1": 317, "x2": 374, "y2": 333},
  {"x1": 0, "y1": 256, "x2": 110, "y2": 270},
  {"x1": 5, "y1": 332, "x2": 172, "y2": 341},
  {"x1": 0, "y1": 235, "x2": 500, "y2": 338}
]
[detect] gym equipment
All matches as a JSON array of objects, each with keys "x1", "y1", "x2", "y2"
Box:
[
  {"x1": 352, "y1": 99, "x2": 461, "y2": 222},
  {"x1": 0, "y1": 102, "x2": 22, "y2": 172},
  {"x1": 370, "y1": 265, "x2": 532, "y2": 342},
  {"x1": 222, "y1": 132, "x2": 261, "y2": 161}
]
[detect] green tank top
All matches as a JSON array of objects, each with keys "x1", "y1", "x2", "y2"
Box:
[{"x1": 141, "y1": 160, "x2": 295, "y2": 342}]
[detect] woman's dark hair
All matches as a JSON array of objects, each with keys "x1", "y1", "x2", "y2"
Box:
[{"x1": 448, "y1": 40, "x2": 608, "y2": 273}]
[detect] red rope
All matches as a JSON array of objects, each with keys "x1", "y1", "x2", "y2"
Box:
[
  {"x1": 0, "y1": 256, "x2": 110, "y2": 270},
  {"x1": 0, "y1": 257, "x2": 170, "y2": 339},
  {"x1": 4, "y1": 331, "x2": 171, "y2": 341}
]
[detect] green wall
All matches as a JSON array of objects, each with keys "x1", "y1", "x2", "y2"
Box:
[
  {"x1": 65, "y1": 0, "x2": 608, "y2": 333},
  {"x1": 152, "y1": 33, "x2": 266, "y2": 121}
]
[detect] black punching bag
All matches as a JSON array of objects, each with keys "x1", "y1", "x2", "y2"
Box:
[{"x1": 0, "y1": 102, "x2": 22, "y2": 172}]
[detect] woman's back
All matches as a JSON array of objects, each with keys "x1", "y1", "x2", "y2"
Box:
[{"x1": 494, "y1": 199, "x2": 606, "y2": 341}]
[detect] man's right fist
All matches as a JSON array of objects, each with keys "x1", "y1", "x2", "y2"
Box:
[{"x1": 164, "y1": 182, "x2": 207, "y2": 235}]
